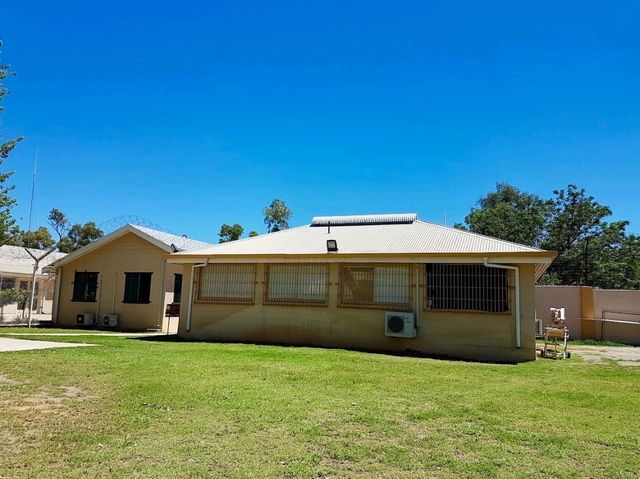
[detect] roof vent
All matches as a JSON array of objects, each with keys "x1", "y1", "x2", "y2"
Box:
[{"x1": 311, "y1": 213, "x2": 417, "y2": 227}]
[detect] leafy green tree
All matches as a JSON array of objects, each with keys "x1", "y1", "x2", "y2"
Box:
[
  {"x1": 248, "y1": 231, "x2": 259, "y2": 238},
  {"x1": 17, "y1": 227, "x2": 55, "y2": 250},
  {"x1": 0, "y1": 41, "x2": 22, "y2": 243},
  {"x1": 218, "y1": 223, "x2": 244, "y2": 243},
  {"x1": 455, "y1": 183, "x2": 551, "y2": 246},
  {"x1": 461, "y1": 183, "x2": 640, "y2": 288},
  {"x1": 264, "y1": 199, "x2": 292, "y2": 233},
  {"x1": 58, "y1": 221, "x2": 104, "y2": 253},
  {"x1": 541, "y1": 185, "x2": 614, "y2": 285}
]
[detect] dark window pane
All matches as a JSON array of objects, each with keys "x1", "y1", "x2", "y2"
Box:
[
  {"x1": 72, "y1": 272, "x2": 98, "y2": 302},
  {"x1": 173, "y1": 274, "x2": 182, "y2": 304},
  {"x1": 123, "y1": 273, "x2": 152, "y2": 303},
  {"x1": 0, "y1": 278, "x2": 16, "y2": 290}
]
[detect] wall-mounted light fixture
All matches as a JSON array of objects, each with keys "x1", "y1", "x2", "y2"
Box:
[{"x1": 326, "y1": 239, "x2": 338, "y2": 252}]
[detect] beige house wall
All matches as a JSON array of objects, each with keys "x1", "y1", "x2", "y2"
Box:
[
  {"x1": 178, "y1": 260, "x2": 537, "y2": 363},
  {"x1": 54, "y1": 232, "x2": 179, "y2": 331}
]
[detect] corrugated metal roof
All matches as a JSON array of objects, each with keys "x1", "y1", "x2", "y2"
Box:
[
  {"x1": 0, "y1": 245, "x2": 68, "y2": 276},
  {"x1": 176, "y1": 217, "x2": 550, "y2": 256},
  {"x1": 311, "y1": 213, "x2": 417, "y2": 226},
  {"x1": 130, "y1": 225, "x2": 214, "y2": 252}
]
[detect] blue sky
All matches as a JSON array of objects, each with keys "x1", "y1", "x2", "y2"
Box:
[{"x1": 2, "y1": 1, "x2": 639, "y2": 242}]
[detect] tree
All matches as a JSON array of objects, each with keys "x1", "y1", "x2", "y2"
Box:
[
  {"x1": 540, "y1": 185, "x2": 614, "y2": 285},
  {"x1": 58, "y1": 221, "x2": 103, "y2": 253},
  {"x1": 17, "y1": 226, "x2": 55, "y2": 250},
  {"x1": 248, "y1": 231, "x2": 259, "y2": 238},
  {"x1": 455, "y1": 183, "x2": 551, "y2": 246},
  {"x1": 264, "y1": 199, "x2": 292, "y2": 233},
  {"x1": 460, "y1": 183, "x2": 640, "y2": 288},
  {"x1": 218, "y1": 223, "x2": 244, "y2": 243},
  {"x1": 0, "y1": 41, "x2": 22, "y2": 243},
  {"x1": 23, "y1": 208, "x2": 71, "y2": 326}
]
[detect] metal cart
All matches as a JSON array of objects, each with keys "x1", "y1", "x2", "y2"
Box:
[{"x1": 541, "y1": 308, "x2": 571, "y2": 359}]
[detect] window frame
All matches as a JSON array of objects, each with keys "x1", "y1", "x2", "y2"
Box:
[
  {"x1": 263, "y1": 263, "x2": 330, "y2": 307},
  {"x1": 195, "y1": 264, "x2": 257, "y2": 305},
  {"x1": 0, "y1": 277, "x2": 16, "y2": 291},
  {"x1": 122, "y1": 272, "x2": 153, "y2": 304},
  {"x1": 71, "y1": 271, "x2": 99, "y2": 303},
  {"x1": 424, "y1": 263, "x2": 511, "y2": 314},
  {"x1": 338, "y1": 263, "x2": 413, "y2": 311}
]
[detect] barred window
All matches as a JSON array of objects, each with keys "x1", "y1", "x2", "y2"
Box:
[
  {"x1": 264, "y1": 264, "x2": 329, "y2": 306},
  {"x1": 340, "y1": 264, "x2": 411, "y2": 309},
  {"x1": 425, "y1": 264, "x2": 509, "y2": 313},
  {"x1": 197, "y1": 264, "x2": 256, "y2": 304}
]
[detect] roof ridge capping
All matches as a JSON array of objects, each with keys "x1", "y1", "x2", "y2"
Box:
[{"x1": 311, "y1": 213, "x2": 417, "y2": 227}]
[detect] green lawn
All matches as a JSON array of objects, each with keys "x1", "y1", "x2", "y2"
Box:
[{"x1": 0, "y1": 328, "x2": 638, "y2": 478}]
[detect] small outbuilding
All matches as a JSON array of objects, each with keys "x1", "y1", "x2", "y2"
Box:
[
  {"x1": 51, "y1": 224, "x2": 214, "y2": 331},
  {"x1": 168, "y1": 214, "x2": 555, "y2": 362}
]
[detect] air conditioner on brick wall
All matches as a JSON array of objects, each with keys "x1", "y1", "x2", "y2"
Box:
[
  {"x1": 102, "y1": 314, "x2": 119, "y2": 327},
  {"x1": 535, "y1": 319, "x2": 543, "y2": 338},
  {"x1": 76, "y1": 313, "x2": 95, "y2": 326},
  {"x1": 385, "y1": 312, "x2": 417, "y2": 338}
]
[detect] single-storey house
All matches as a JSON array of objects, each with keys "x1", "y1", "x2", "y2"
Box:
[
  {"x1": 168, "y1": 213, "x2": 555, "y2": 363},
  {"x1": 0, "y1": 245, "x2": 67, "y2": 322},
  {"x1": 50, "y1": 224, "x2": 214, "y2": 331}
]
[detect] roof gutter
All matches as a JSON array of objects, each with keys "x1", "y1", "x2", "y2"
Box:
[
  {"x1": 484, "y1": 258, "x2": 521, "y2": 349},
  {"x1": 186, "y1": 260, "x2": 208, "y2": 332}
]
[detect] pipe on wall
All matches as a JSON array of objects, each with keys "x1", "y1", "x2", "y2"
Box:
[
  {"x1": 186, "y1": 261, "x2": 208, "y2": 332},
  {"x1": 484, "y1": 258, "x2": 521, "y2": 349}
]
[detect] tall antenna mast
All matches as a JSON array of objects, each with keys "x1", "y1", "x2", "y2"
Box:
[{"x1": 28, "y1": 147, "x2": 38, "y2": 231}]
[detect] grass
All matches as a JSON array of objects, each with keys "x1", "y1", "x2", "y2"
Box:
[
  {"x1": 0, "y1": 328, "x2": 638, "y2": 478},
  {"x1": 567, "y1": 338, "x2": 634, "y2": 347}
]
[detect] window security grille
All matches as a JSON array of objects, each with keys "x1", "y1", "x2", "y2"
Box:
[
  {"x1": 339, "y1": 264, "x2": 412, "y2": 310},
  {"x1": 425, "y1": 264, "x2": 510, "y2": 313},
  {"x1": 196, "y1": 264, "x2": 256, "y2": 304},
  {"x1": 264, "y1": 264, "x2": 329, "y2": 306}
]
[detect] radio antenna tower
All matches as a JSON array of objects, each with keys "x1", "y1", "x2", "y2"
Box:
[{"x1": 28, "y1": 147, "x2": 38, "y2": 231}]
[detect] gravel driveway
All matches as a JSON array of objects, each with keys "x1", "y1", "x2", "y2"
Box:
[{"x1": 570, "y1": 345, "x2": 640, "y2": 366}]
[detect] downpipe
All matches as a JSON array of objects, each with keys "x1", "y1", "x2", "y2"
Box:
[{"x1": 186, "y1": 261, "x2": 208, "y2": 332}]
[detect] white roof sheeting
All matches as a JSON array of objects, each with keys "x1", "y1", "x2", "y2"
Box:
[
  {"x1": 175, "y1": 217, "x2": 550, "y2": 257},
  {"x1": 0, "y1": 245, "x2": 67, "y2": 276},
  {"x1": 130, "y1": 225, "x2": 214, "y2": 252}
]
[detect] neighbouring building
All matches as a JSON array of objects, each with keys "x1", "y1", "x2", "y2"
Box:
[
  {"x1": 168, "y1": 214, "x2": 556, "y2": 363},
  {"x1": 50, "y1": 224, "x2": 214, "y2": 331},
  {"x1": 0, "y1": 245, "x2": 67, "y2": 322}
]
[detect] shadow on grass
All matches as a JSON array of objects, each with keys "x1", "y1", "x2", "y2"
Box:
[{"x1": 129, "y1": 334, "x2": 521, "y2": 365}]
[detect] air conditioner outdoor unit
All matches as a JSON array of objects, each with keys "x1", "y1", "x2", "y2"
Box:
[
  {"x1": 102, "y1": 314, "x2": 119, "y2": 327},
  {"x1": 385, "y1": 312, "x2": 416, "y2": 338},
  {"x1": 535, "y1": 319, "x2": 543, "y2": 338},
  {"x1": 76, "y1": 313, "x2": 95, "y2": 326}
]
